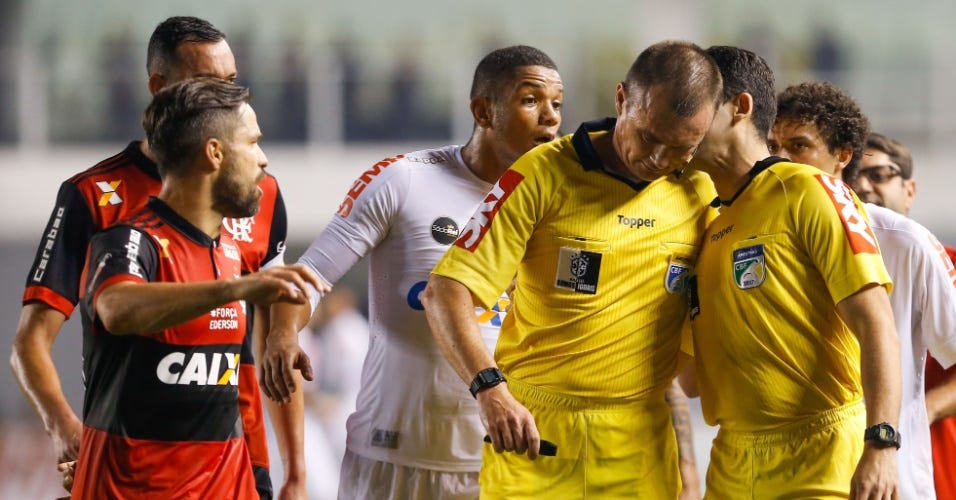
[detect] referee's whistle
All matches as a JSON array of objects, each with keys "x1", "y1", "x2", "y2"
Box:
[{"x1": 483, "y1": 435, "x2": 558, "y2": 456}]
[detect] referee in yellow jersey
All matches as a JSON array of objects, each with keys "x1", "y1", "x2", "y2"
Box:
[
  {"x1": 423, "y1": 40, "x2": 722, "y2": 498},
  {"x1": 684, "y1": 46, "x2": 901, "y2": 499}
]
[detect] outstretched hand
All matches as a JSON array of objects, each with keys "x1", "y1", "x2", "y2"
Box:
[{"x1": 237, "y1": 264, "x2": 326, "y2": 306}]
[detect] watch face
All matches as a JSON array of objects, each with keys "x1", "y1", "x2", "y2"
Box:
[
  {"x1": 865, "y1": 423, "x2": 901, "y2": 448},
  {"x1": 480, "y1": 369, "x2": 502, "y2": 384}
]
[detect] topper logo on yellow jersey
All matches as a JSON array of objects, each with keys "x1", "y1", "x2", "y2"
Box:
[
  {"x1": 816, "y1": 175, "x2": 879, "y2": 254},
  {"x1": 156, "y1": 352, "x2": 240, "y2": 386},
  {"x1": 96, "y1": 180, "x2": 123, "y2": 206},
  {"x1": 456, "y1": 169, "x2": 524, "y2": 252}
]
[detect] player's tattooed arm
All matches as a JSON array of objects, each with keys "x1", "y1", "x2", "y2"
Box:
[{"x1": 666, "y1": 380, "x2": 701, "y2": 500}]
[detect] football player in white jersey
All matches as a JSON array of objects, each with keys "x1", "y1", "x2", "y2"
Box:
[
  {"x1": 260, "y1": 46, "x2": 564, "y2": 499},
  {"x1": 770, "y1": 83, "x2": 956, "y2": 500},
  {"x1": 850, "y1": 132, "x2": 956, "y2": 500}
]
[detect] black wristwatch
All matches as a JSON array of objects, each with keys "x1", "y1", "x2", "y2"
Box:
[
  {"x1": 469, "y1": 367, "x2": 507, "y2": 398},
  {"x1": 864, "y1": 422, "x2": 901, "y2": 449}
]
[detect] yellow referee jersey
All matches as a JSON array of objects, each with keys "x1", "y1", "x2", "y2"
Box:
[
  {"x1": 433, "y1": 118, "x2": 716, "y2": 401},
  {"x1": 691, "y1": 158, "x2": 891, "y2": 432}
]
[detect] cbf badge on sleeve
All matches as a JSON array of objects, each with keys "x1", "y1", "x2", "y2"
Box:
[
  {"x1": 665, "y1": 260, "x2": 692, "y2": 294},
  {"x1": 732, "y1": 244, "x2": 766, "y2": 289},
  {"x1": 555, "y1": 246, "x2": 601, "y2": 294}
]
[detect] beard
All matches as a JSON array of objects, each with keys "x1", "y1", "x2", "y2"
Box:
[{"x1": 212, "y1": 161, "x2": 261, "y2": 219}]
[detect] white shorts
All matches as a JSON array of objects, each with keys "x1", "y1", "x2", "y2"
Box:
[{"x1": 338, "y1": 449, "x2": 479, "y2": 500}]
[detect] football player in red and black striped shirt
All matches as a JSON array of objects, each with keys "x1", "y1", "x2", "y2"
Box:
[
  {"x1": 11, "y1": 17, "x2": 303, "y2": 498},
  {"x1": 70, "y1": 78, "x2": 323, "y2": 499}
]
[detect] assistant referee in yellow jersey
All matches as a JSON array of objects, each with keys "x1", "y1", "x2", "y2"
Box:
[
  {"x1": 423, "y1": 41, "x2": 721, "y2": 498},
  {"x1": 684, "y1": 46, "x2": 901, "y2": 499}
]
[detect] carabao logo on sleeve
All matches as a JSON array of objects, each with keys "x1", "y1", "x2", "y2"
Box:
[
  {"x1": 455, "y1": 169, "x2": 524, "y2": 252},
  {"x1": 555, "y1": 247, "x2": 601, "y2": 294},
  {"x1": 732, "y1": 244, "x2": 766, "y2": 289},
  {"x1": 815, "y1": 175, "x2": 879, "y2": 254},
  {"x1": 125, "y1": 230, "x2": 144, "y2": 278}
]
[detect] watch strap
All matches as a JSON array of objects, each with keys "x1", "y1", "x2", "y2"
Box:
[{"x1": 469, "y1": 367, "x2": 506, "y2": 398}]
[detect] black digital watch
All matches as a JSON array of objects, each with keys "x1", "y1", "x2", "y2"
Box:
[
  {"x1": 864, "y1": 422, "x2": 901, "y2": 449},
  {"x1": 469, "y1": 367, "x2": 507, "y2": 398}
]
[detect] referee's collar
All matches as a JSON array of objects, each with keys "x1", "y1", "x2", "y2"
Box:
[
  {"x1": 571, "y1": 117, "x2": 651, "y2": 192},
  {"x1": 710, "y1": 156, "x2": 787, "y2": 208}
]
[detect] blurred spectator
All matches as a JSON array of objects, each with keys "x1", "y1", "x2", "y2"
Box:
[
  {"x1": 383, "y1": 53, "x2": 451, "y2": 140},
  {"x1": 100, "y1": 30, "x2": 139, "y2": 141},
  {"x1": 257, "y1": 40, "x2": 308, "y2": 142},
  {"x1": 0, "y1": 0, "x2": 19, "y2": 143},
  {"x1": 811, "y1": 26, "x2": 846, "y2": 84},
  {"x1": 274, "y1": 42, "x2": 308, "y2": 141}
]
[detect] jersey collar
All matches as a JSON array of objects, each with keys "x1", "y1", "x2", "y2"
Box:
[
  {"x1": 125, "y1": 141, "x2": 161, "y2": 181},
  {"x1": 571, "y1": 118, "x2": 652, "y2": 192},
  {"x1": 146, "y1": 197, "x2": 218, "y2": 247},
  {"x1": 711, "y1": 156, "x2": 788, "y2": 208}
]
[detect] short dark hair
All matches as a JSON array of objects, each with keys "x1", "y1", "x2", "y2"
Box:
[
  {"x1": 143, "y1": 77, "x2": 250, "y2": 177},
  {"x1": 623, "y1": 40, "x2": 722, "y2": 118},
  {"x1": 469, "y1": 45, "x2": 557, "y2": 101},
  {"x1": 776, "y1": 82, "x2": 870, "y2": 172},
  {"x1": 847, "y1": 132, "x2": 913, "y2": 182},
  {"x1": 706, "y1": 46, "x2": 776, "y2": 138},
  {"x1": 147, "y1": 16, "x2": 225, "y2": 75}
]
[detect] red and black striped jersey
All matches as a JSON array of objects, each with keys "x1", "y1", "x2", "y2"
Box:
[
  {"x1": 23, "y1": 141, "x2": 287, "y2": 315},
  {"x1": 72, "y1": 197, "x2": 257, "y2": 499},
  {"x1": 24, "y1": 141, "x2": 285, "y2": 497}
]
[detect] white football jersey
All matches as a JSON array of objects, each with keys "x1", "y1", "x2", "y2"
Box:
[
  {"x1": 866, "y1": 203, "x2": 956, "y2": 500},
  {"x1": 299, "y1": 145, "x2": 506, "y2": 471}
]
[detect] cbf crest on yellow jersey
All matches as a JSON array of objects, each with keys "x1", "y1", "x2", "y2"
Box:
[
  {"x1": 690, "y1": 158, "x2": 891, "y2": 432},
  {"x1": 434, "y1": 118, "x2": 716, "y2": 401}
]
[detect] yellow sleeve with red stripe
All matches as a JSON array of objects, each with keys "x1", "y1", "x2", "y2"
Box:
[{"x1": 797, "y1": 174, "x2": 892, "y2": 303}]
